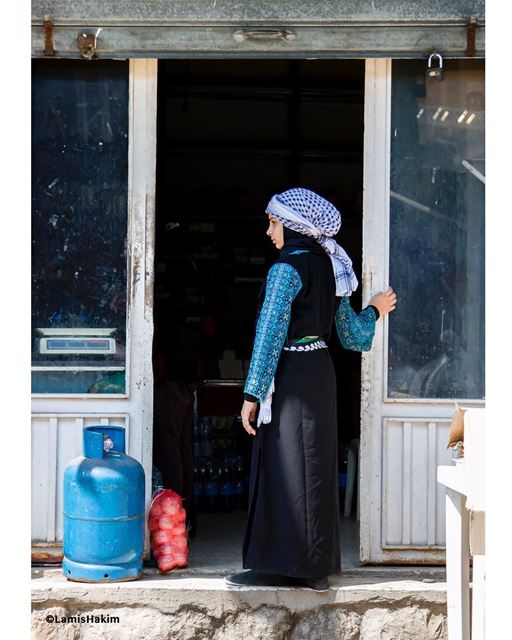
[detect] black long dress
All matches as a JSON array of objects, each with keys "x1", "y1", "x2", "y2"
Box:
[{"x1": 242, "y1": 247, "x2": 341, "y2": 578}]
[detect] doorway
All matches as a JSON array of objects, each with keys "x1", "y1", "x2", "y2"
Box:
[{"x1": 153, "y1": 59, "x2": 366, "y2": 570}]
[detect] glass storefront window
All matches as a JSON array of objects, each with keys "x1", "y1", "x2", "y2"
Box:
[
  {"x1": 388, "y1": 60, "x2": 485, "y2": 400},
  {"x1": 32, "y1": 60, "x2": 129, "y2": 394}
]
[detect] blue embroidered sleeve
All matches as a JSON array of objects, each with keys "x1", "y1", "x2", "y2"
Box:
[
  {"x1": 244, "y1": 263, "x2": 302, "y2": 402},
  {"x1": 335, "y1": 296, "x2": 377, "y2": 352}
]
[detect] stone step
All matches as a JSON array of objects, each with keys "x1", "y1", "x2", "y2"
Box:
[{"x1": 32, "y1": 567, "x2": 448, "y2": 639}]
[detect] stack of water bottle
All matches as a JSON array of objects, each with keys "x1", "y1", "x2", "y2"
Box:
[
  {"x1": 192, "y1": 416, "x2": 249, "y2": 512},
  {"x1": 338, "y1": 443, "x2": 349, "y2": 506}
]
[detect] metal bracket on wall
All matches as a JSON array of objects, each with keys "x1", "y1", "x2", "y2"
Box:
[
  {"x1": 466, "y1": 17, "x2": 478, "y2": 57},
  {"x1": 43, "y1": 16, "x2": 54, "y2": 56},
  {"x1": 77, "y1": 28, "x2": 103, "y2": 59}
]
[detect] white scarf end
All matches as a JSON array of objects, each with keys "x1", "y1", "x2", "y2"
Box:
[{"x1": 256, "y1": 377, "x2": 275, "y2": 427}]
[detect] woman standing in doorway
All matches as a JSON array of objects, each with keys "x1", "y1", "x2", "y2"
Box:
[{"x1": 225, "y1": 188, "x2": 396, "y2": 591}]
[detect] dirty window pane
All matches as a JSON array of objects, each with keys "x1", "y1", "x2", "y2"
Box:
[
  {"x1": 388, "y1": 60, "x2": 484, "y2": 399},
  {"x1": 31, "y1": 60, "x2": 129, "y2": 394}
]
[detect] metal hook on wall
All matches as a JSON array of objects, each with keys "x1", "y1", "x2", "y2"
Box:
[{"x1": 77, "y1": 28, "x2": 103, "y2": 59}]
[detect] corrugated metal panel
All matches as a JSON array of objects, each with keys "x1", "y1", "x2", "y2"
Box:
[
  {"x1": 382, "y1": 418, "x2": 452, "y2": 549},
  {"x1": 31, "y1": 417, "x2": 57, "y2": 542},
  {"x1": 32, "y1": 0, "x2": 485, "y2": 58}
]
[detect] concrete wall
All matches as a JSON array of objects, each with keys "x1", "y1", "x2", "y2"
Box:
[{"x1": 32, "y1": 571, "x2": 448, "y2": 640}]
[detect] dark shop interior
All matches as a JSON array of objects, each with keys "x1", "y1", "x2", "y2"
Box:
[{"x1": 152, "y1": 59, "x2": 365, "y2": 556}]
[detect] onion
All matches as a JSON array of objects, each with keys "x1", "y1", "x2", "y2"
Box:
[
  {"x1": 161, "y1": 495, "x2": 181, "y2": 516},
  {"x1": 158, "y1": 554, "x2": 178, "y2": 573},
  {"x1": 151, "y1": 529, "x2": 173, "y2": 546},
  {"x1": 148, "y1": 516, "x2": 160, "y2": 532},
  {"x1": 170, "y1": 536, "x2": 188, "y2": 552},
  {"x1": 173, "y1": 550, "x2": 188, "y2": 567},
  {"x1": 158, "y1": 515, "x2": 175, "y2": 530},
  {"x1": 149, "y1": 501, "x2": 163, "y2": 518},
  {"x1": 155, "y1": 543, "x2": 174, "y2": 556},
  {"x1": 172, "y1": 523, "x2": 187, "y2": 537},
  {"x1": 174, "y1": 507, "x2": 187, "y2": 523}
]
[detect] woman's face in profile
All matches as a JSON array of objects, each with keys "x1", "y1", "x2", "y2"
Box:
[{"x1": 266, "y1": 215, "x2": 284, "y2": 249}]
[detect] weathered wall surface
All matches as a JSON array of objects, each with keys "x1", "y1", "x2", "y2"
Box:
[
  {"x1": 31, "y1": 0, "x2": 485, "y2": 58},
  {"x1": 32, "y1": 572, "x2": 448, "y2": 639},
  {"x1": 31, "y1": 0, "x2": 485, "y2": 24}
]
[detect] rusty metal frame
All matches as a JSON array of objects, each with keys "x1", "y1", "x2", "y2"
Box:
[{"x1": 31, "y1": 0, "x2": 485, "y2": 59}]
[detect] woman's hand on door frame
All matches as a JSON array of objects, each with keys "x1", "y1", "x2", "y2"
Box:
[{"x1": 369, "y1": 286, "x2": 397, "y2": 317}]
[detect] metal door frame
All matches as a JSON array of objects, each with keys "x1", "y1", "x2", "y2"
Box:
[
  {"x1": 360, "y1": 58, "x2": 485, "y2": 563},
  {"x1": 31, "y1": 59, "x2": 157, "y2": 558}
]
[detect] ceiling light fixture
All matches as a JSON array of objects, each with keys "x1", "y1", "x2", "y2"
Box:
[{"x1": 457, "y1": 110, "x2": 468, "y2": 124}]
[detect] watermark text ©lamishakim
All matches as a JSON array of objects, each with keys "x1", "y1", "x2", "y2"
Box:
[{"x1": 45, "y1": 612, "x2": 120, "y2": 624}]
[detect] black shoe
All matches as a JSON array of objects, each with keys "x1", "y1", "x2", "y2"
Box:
[
  {"x1": 295, "y1": 576, "x2": 330, "y2": 592},
  {"x1": 224, "y1": 571, "x2": 293, "y2": 588}
]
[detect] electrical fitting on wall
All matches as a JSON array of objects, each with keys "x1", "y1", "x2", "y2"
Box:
[{"x1": 77, "y1": 28, "x2": 103, "y2": 59}]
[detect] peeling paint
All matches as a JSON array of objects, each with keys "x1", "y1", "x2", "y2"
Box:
[{"x1": 32, "y1": 551, "x2": 64, "y2": 563}]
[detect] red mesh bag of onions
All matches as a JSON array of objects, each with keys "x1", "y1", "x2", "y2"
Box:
[{"x1": 148, "y1": 489, "x2": 188, "y2": 573}]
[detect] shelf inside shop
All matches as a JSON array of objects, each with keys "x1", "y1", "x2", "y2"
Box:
[
  {"x1": 165, "y1": 146, "x2": 362, "y2": 162},
  {"x1": 163, "y1": 85, "x2": 364, "y2": 103},
  {"x1": 200, "y1": 379, "x2": 244, "y2": 388},
  {"x1": 158, "y1": 216, "x2": 272, "y2": 223},
  {"x1": 31, "y1": 365, "x2": 125, "y2": 371}
]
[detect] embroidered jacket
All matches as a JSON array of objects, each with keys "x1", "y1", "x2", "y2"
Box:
[
  {"x1": 244, "y1": 261, "x2": 378, "y2": 403},
  {"x1": 243, "y1": 263, "x2": 302, "y2": 402},
  {"x1": 335, "y1": 296, "x2": 377, "y2": 352}
]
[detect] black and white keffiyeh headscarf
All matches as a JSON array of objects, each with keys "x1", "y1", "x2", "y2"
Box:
[{"x1": 266, "y1": 187, "x2": 358, "y2": 296}]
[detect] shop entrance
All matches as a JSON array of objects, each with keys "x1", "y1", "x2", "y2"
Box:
[{"x1": 153, "y1": 59, "x2": 365, "y2": 570}]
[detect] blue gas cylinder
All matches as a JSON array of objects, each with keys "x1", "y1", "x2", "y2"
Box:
[{"x1": 62, "y1": 426, "x2": 145, "y2": 582}]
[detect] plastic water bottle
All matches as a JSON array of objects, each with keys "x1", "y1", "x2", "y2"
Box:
[
  {"x1": 204, "y1": 458, "x2": 219, "y2": 512},
  {"x1": 201, "y1": 418, "x2": 214, "y2": 458},
  {"x1": 198, "y1": 458, "x2": 208, "y2": 512},
  {"x1": 219, "y1": 456, "x2": 234, "y2": 512},
  {"x1": 193, "y1": 419, "x2": 202, "y2": 459},
  {"x1": 193, "y1": 461, "x2": 202, "y2": 512},
  {"x1": 338, "y1": 445, "x2": 348, "y2": 506},
  {"x1": 233, "y1": 455, "x2": 247, "y2": 509}
]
